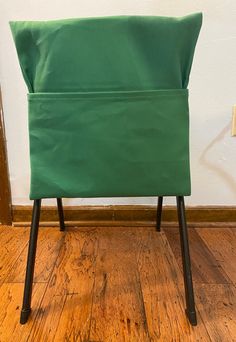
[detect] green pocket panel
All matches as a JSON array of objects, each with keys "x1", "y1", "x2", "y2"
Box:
[{"x1": 28, "y1": 89, "x2": 190, "y2": 199}]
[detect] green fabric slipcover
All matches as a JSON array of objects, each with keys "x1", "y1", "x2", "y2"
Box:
[{"x1": 10, "y1": 13, "x2": 202, "y2": 199}]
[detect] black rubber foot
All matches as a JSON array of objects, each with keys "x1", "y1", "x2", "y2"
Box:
[
  {"x1": 20, "y1": 308, "x2": 31, "y2": 324},
  {"x1": 156, "y1": 226, "x2": 161, "y2": 232},
  {"x1": 186, "y1": 309, "x2": 197, "y2": 326}
]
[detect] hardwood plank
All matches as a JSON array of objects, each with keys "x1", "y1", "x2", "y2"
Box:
[
  {"x1": 197, "y1": 228, "x2": 236, "y2": 284},
  {"x1": 6, "y1": 227, "x2": 64, "y2": 283},
  {"x1": 1, "y1": 225, "x2": 236, "y2": 341},
  {"x1": 0, "y1": 283, "x2": 46, "y2": 342},
  {"x1": 29, "y1": 227, "x2": 98, "y2": 342},
  {"x1": 0, "y1": 225, "x2": 7, "y2": 235},
  {"x1": 89, "y1": 226, "x2": 150, "y2": 342},
  {"x1": 196, "y1": 283, "x2": 236, "y2": 342},
  {"x1": 164, "y1": 227, "x2": 230, "y2": 284},
  {"x1": 0, "y1": 227, "x2": 28, "y2": 285},
  {"x1": 136, "y1": 229, "x2": 211, "y2": 341},
  {"x1": 53, "y1": 293, "x2": 92, "y2": 342}
]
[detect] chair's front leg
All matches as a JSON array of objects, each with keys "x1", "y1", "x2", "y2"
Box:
[
  {"x1": 176, "y1": 196, "x2": 197, "y2": 326},
  {"x1": 20, "y1": 199, "x2": 41, "y2": 324},
  {"x1": 156, "y1": 196, "x2": 163, "y2": 232},
  {"x1": 57, "y1": 198, "x2": 65, "y2": 231}
]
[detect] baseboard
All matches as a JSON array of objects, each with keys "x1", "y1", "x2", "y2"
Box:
[{"x1": 12, "y1": 205, "x2": 236, "y2": 228}]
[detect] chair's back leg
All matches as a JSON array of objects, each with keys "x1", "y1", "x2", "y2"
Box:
[
  {"x1": 20, "y1": 199, "x2": 41, "y2": 324},
  {"x1": 156, "y1": 196, "x2": 163, "y2": 231},
  {"x1": 176, "y1": 196, "x2": 197, "y2": 326},
  {"x1": 57, "y1": 198, "x2": 65, "y2": 231}
]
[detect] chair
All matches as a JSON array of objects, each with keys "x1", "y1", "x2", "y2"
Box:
[{"x1": 10, "y1": 13, "x2": 202, "y2": 326}]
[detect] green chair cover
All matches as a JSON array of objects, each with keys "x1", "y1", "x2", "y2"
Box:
[{"x1": 10, "y1": 13, "x2": 202, "y2": 199}]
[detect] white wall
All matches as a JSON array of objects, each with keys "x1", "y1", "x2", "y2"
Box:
[{"x1": 0, "y1": 0, "x2": 236, "y2": 206}]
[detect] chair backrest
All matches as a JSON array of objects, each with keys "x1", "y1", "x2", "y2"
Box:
[
  {"x1": 10, "y1": 14, "x2": 202, "y2": 92},
  {"x1": 10, "y1": 14, "x2": 202, "y2": 200}
]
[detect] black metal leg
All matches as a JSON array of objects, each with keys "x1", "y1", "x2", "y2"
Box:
[
  {"x1": 20, "y1": 199, "x2": 41, "y2": 324},
  {"x1": 57, "y1": 198, "x2": 65, "y2": 231},
  {"x1": 156, "y1": 196, "x2": 163, "y2": 232},
  {"x1": 176, "y1": 196, "x2": 197, "y2": 326}
]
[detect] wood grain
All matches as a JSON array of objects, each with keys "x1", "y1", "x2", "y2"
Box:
[
  {"x1": 164, "y1": 227, "x2": 230, "y2": 284},
  {"x1": 6, "y1": 227, "x2": 64, "y2": 283},
  {"x1": 0, "y1": 283, "x2": 46, "y2": 342},
  {"x1": 196, "y1": 284, "x2": 236, "y2": 342},
  {"x1": 89, "y1": 227, "x2": 150, "y2": 341},
  {"x1": 0, "y1": 226, "x2": 28, "y2": 285},
  {"x1": 197, "y1": 228, "x2": 236, "y2": 284},
  {"x1": 29, "y1": 228, "x2": 98, "y2": 341},
  {"x1": 135, "y1": 229, "x2": 210, "y2": 341},
  {"x1": 0, "y1": 225, "x2": 236, "y2": 340}
]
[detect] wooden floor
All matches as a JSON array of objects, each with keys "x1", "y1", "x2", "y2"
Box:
[{"x1": 0, "y1": 225, "x2": 236, "y2": 342}]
